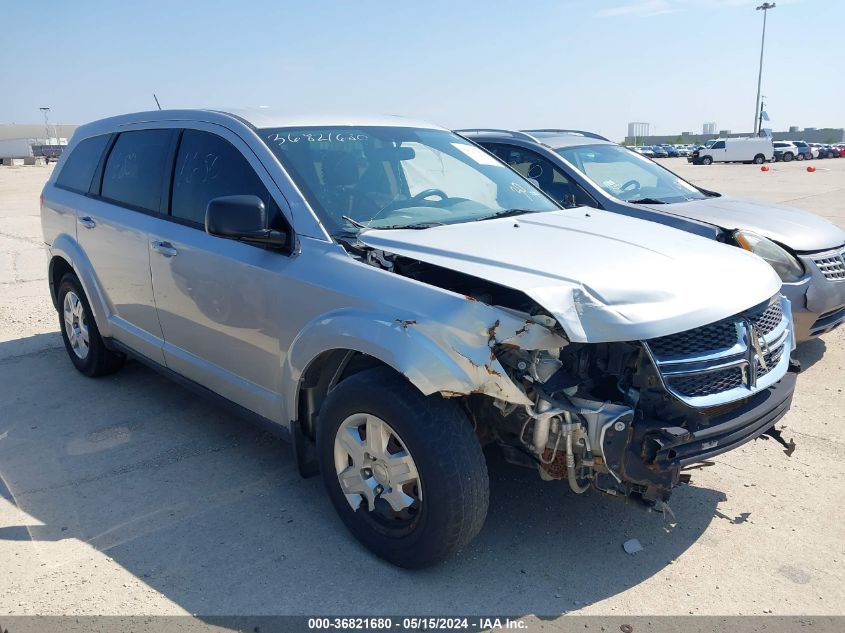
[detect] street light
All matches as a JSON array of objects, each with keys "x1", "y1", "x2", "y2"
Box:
[
  {"x1": 753, "y1": 2, "x2": 776, "y2": 135},
  {"x1": 39, "y1": 107, "x2": 51, "y2": 142}
]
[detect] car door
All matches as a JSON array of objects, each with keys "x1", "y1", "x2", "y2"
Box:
[
  {"x1": 709, "y1": 140, "x2": 727, "y2": 161},
  {"x1": 78, "y1": 129, "x2": 176, "y2": 363},
  {"x1": 148, "y1": 127, "x2": 295, "y2": 421}
]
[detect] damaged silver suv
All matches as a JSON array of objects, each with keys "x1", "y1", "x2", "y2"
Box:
[{"x1": 41, "y1": 110, "x2": 798, "y2": 568}]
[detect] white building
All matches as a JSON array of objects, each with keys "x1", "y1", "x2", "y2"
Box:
[{"x1": 627, "y1": 122, "x2": 649, "y2": 139}]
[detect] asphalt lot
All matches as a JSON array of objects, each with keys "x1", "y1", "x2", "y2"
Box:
[{"x1": 0, "y1": 160, "x2": 843, "y2": 618}]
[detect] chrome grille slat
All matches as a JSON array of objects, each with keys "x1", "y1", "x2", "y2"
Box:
[
  {"x1": 644, "y1": 296, "x2": 792, "y2": 408},
  {"x1": 811, "y1": 247, "x2": 845, "y2": 281}
]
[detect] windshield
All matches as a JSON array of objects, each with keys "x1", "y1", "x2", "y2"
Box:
[
  {"x1": 556, "y1": 144, "x2": 707, "y2": 204},
  {"x1": 260, "y1": 126, "x2": 557, "y2": 235}
]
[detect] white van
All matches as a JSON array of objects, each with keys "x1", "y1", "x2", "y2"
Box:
[{"x1": 690, "y1": 137, "x2": 774, "y2": 165}]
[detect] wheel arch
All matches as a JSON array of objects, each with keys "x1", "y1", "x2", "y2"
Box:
[
  {"x1": 48, "y1": 255, "x2": 73, "y2": 310},
  {"x1": 282, "y1": 307, "x2": 535, "y2": 436},
  {"x1": 47, "y1": 235, "x2": 113, "y2": 338}
]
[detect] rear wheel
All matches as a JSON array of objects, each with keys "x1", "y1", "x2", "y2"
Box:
[
  {"x1": 317, "y1": 367, "x2": 489, "y2": 568},
  {"x1": 57, "y1": 273, "x2": 125, "y2": 377},
  {"x1": 796, "y1": 152, "x2": 805, "y2": 161},
  {"x1": 753, "y1": 154, "x2": 765, "y2": 164}
]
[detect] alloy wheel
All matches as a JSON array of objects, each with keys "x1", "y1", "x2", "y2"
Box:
[
  {"x1": 333, "y1": 413, "x2": 421, "y2": 521},
  {"x1": 63, "y1": 291, "x2": 90, "y2": 360}
]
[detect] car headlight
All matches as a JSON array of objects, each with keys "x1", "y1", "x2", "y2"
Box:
[{"x1": 734, "y1": 229, "x2": 805, "y2": 282}]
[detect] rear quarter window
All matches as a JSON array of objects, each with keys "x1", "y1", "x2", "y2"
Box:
[
  {"x1": 101, "y1": 130, "x2": 173, "y2": 212},
  {"x1": 55, "y1": 134, "x2": 111, "y2": 193}
]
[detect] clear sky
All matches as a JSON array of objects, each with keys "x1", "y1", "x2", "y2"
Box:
[{"x1": 2, "y1": 0, "x2": 842, "y2": 140}]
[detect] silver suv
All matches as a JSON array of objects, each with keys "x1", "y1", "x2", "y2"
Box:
[{"x1": 41, "y1": 109, "x2": 798, "y2": 568}]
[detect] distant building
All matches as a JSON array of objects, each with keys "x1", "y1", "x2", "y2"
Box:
[
  {"x1": 0, "y1": 137, "x2": 67, "y2": 161},
  {"x1": 627, "y1": 122, "x2": 649, "y2": 139},
  {"x1": 702, "y1": 122, "x2": 717, "y2": 135}
]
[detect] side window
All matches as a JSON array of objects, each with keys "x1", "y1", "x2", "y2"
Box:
[
  {"x1": 55, "y1": 134, "x2": 111, "y2": 194},
  {"x1": 101, "y1": 130, "x2": 173, "y2": 212},
  {"x1": 171, "y1": 130, "x2": 272, "y2": 226},
  {"x1": 494, "y1": 145, "x2": 596, "y2": 209},
  {"x1": 482, "y1": 143, "x2": 511, "y2": 162},
  {"x1": 501, "y1": 147, "x2": 572, "y2": 186},
  {"x1": 711, "y1": 141, "x2": 726, "y2": 149}
]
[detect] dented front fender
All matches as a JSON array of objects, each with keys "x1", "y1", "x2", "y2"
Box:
[{"x1": 283, "y1": 300, "x2": 569, "y2": 423}]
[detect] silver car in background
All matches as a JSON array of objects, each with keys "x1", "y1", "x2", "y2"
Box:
[
  {"x1": 41, "y1": 110, "x2": 798, "y2": 568},
  {"x1": 461, "y1": 129, "x2": 845, "y2": 341}
]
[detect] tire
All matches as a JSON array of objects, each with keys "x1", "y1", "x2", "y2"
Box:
[
  {"x1": 783, "y1": 152, "x2": 794, "y2": 162},
  {"x1": 753, "y1": 154, "x2": 766, "y2": 164},
  {"x1": 701, "y1": 156, "x2": 713, "y2": 165},
  {"x1": 316, "y1": 367, "x2": 489, "y2": 568},
  {"x1": 57, "y1": 273, "x2": 125, "y2": 377},
  {"x1": 796, "y1": 152, "x2": 805, "y2": 161}
]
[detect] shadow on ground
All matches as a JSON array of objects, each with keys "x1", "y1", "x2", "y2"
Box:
[
  {"x1": 793, "y1": 337, "x2": 826, "y2": 371},
  {"x1": 0, "y1": 336, "x2": 725, "y2": 615}
]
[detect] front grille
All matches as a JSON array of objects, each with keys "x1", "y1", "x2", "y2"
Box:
[
  {"x1": 812, "y1": 248, "x2": 845, "y2": 281},
  {"x1": 649, "y1": 299, "x2": 782, "y2": 360},
  {"x1": 644, "y1": 295, "x2": 792, "y2": 407},
  {"x1": 670, "y1": 368, "x2": 743, "y2": 398},
  {"x1": 750, "y1": 299, "x2": 783, "y2": 336},
  {"x1": 648, "y1": 321, "x2": 737, "y2": 358},
  {"x1": 757, "y1": 344, "x2": 785, "y2": 379}
]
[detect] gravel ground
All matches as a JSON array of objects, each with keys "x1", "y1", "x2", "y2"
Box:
[{"x1": 0, "y1": 160, "x2": 843, "y2": 618}]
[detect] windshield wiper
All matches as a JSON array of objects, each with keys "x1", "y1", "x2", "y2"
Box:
[
  {"x1": 474, "y1": 208, "x2": 537, "y2": 222},
  {"x1": 628, "y1": 197, "x2": 667, "y2": 205},
  {"x1": 341, "y1": 215, "x2": 368, "y2": 229},
  {"x1": 376, "y1": 221, "x2": 445, "y2": 230}
]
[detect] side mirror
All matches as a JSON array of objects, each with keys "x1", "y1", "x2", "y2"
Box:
[{"x1": 205, "y1": 195, "x2": 288, "y2": 249}]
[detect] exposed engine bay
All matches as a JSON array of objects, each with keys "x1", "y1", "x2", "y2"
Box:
[{"x1": 344, "y1": 239, "x2": 797, "y2": 508}]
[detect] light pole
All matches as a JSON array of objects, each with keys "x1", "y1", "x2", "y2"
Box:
[
  {"x1": 39, "y1": 107, "x2": 51, "y2": 142},
  {"x1": 753, "y1": 2, "x2": 775, "y2": 135}
]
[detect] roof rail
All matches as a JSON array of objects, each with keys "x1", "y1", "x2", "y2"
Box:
[
  {"x1": 521, "y1": 129, "x2": 611, "y2": 142},
  {"x1": 454, "y1": 128, "x2": 542, "y2": 143}
]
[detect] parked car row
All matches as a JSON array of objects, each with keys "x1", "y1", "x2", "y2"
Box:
[
  {"x1": 630, "y1": 140, "x2": 845, "y2": 164},
  {"x1": 772, "y1": 140, "x2": 844, "y2": 162},
  {"x1": 41, "y1": 111, "x2": 845, "y2": 568},
  {"x1": 627, "y1": 143, "x2": 691, "y2": 158}
]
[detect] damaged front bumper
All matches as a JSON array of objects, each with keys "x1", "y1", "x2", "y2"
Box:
[
  {"x1": 603, "y1": 370, "x2": 798, "y2": 503},
  {"x1": 785, "y1": 250, "x2": 845, "y2": 341}
]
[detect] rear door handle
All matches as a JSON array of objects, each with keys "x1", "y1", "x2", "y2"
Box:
[
  {"x1": 151, "y1": 241, "x2": 178, "y2": 257},
  {"x1": 79, "y1": 216, "x2": 96, "y2": 229}
]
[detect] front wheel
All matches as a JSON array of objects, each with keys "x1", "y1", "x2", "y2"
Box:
[
  {"x1": 753, "y1": 154, "x2": 765, "y2": 164},
  {"x1": 317, "y1": 367, "x2": 489, "y2": 568},
  {"x1": 796, "y1": 152, "x2": 805, "y2": 161},
  {"x1": 783, "y1": 152, "x2": 794, "y2": 162},
  {"x1": 701, "y1": 156, "x2": 713, "y2": 165}
]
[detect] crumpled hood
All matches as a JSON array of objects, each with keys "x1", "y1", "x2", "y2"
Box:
[
  {"x1": 360, "y1": 209, "x2": 782, "y2": 344},
  {"x1": 637, "y1": 196, "x2": 845, "y2": 252}
]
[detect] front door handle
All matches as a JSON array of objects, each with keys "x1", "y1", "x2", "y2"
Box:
[
  {"x1": 151, "y1": 241, "x2": 178, "y2": 257},
  {"x1": 79, "y1": 216, "x2": 96, "y2": 229}
]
